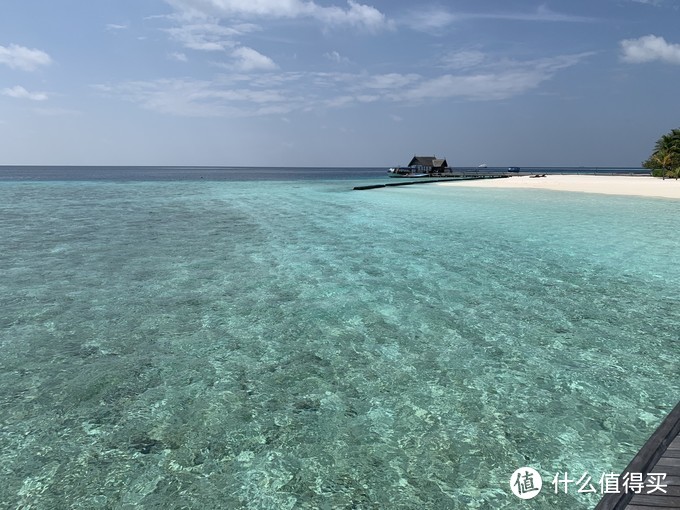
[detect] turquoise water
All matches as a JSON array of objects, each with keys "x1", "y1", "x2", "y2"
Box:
[{"x1": 1, "y1": 179, "x2": 678, "y2": 509}]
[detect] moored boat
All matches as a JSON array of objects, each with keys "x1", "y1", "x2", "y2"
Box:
[{"x1": 388, "y1": 167, "x2": 430, "y2": 178}]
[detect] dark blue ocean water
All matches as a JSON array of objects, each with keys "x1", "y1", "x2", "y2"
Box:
[
  {"x1": 0, "y1": 166, "x2": 648, "y2": 181},
  {"x1": 0, "y1": 166, "x2": 385, "y2": 181}
]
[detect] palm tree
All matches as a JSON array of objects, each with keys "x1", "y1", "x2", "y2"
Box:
[
  {"x1": 651, "y1": 149, "x2": 675, "y2": 180},
  {"x1": 643, "y1": 128, "x2": 680, "y2": 179}
]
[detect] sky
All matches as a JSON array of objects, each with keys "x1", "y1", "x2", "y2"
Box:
[{"x1": 1, "y1": 0, "x2": 679, "y2": 167}]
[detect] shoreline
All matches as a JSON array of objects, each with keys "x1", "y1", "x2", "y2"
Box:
[{"x1": 437, "y1": 175, "x2": 680, "y2": 199}]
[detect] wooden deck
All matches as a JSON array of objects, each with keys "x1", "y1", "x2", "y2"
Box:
[{"x1": 595, "y1": 400, "x2": 680, "y2": 510}]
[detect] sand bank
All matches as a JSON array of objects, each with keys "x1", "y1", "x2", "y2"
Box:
[{"x1": 437, "y1": 175, "x2": 680, "y2": 199}]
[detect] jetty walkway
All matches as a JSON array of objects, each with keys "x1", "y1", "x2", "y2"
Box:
[
  {"x1": 353, "y1": 175, "x2": 507, "y2": 191},
  {"x1": 595, "y1": 400, "x2": 680, "y2": 509}
]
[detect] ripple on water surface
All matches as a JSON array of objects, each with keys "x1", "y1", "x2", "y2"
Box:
[{"x1": 0, "y1": 180, "x2": 678, "y2": 509}]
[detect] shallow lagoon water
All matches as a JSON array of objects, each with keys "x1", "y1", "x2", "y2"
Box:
[{"x1": 1, "y1": 177, "x2": 678, "y2": 509}]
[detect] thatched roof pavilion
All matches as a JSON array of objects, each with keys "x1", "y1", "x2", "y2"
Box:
[{"x1": 407, "y1": 155, "x2": 449, "y2": 172}]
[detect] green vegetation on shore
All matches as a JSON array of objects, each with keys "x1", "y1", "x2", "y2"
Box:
[{"x1": 643, "y1": 128, "x2": 680, "y2": 179}]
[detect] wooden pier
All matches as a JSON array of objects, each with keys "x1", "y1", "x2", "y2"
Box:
[
  {"x1": 595, "y1": 400, "x2": 680, "y2": 510},
  {"x1": 353, "y1": 175, "x2": 508, "y2": 191}
]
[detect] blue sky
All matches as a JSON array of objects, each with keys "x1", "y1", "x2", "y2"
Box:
[{"x1": 1, "y1": 0, "x2": 679, "y2": 167}]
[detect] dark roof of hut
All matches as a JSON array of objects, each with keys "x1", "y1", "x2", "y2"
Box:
[{"x1": 408, "y1": 156, "x2": 448, "y2": 168}]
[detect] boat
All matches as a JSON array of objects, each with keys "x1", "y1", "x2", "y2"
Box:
[
  {"x1": 478, "y1": 164, "x2": 488, "y2": 168},
  {"x1": 387, "y1": 167, "x2": 430, "y2": 178},
  {"x1": 508, "y1": 167, "x2": 521, "y2": 173}
]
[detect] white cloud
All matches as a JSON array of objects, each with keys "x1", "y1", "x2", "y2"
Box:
[
  {"x1": 168, "y1": 51, "x2": 188, "y2": 61},
  {"x1": 361, "y1": 73, "x2": 420, "y2": 90},
  {"x1": 164, "y1": 21, "x2": 250, "y2": 50},
  {"x1": 106, "y1": 23, "x2": 129, "y2": 30},
  {"x1": 324, "y1": 51, "x2": 350, "y2": 64},
  {"x1": 165, "y1": 0, "x2": 392, "y2": 31},
  {"x1": 94, "y1": 77, "x2": 298, "y2": 117},
  {"x1": 398, "y1": 53, "x2": 591, "y2": 102},
  {"x1": 403, "y1": 5, "x2": 594, "y2": 32},
  {"x1": 231, "y1": 46, "x2": 277, "y2": 70},
  {"x1": 0, "y1": 44, "x2": 52, "y2": 71},
  {"x1": 317, "y1": 0, "x2": 389, "y2": 31},
  {"x1": 441, "y1": 50, "x2": 487, "y2": 70},
  {"x1": 159, "y1": 1, "x2": 387, "y2": 82},
  {"x1": 487, "y1": 5, "x2": 595, "y2": 22},
  {"x1": 1, "y1": 85, "x2": 48, "y2": 101},
  {"x1": 393, "y1": 72, "x2": 539, "y2": 102},
  {"x1": 620, "y1": 34, "x2": 680, "y2": 64},
  {"x1": 98, "y1": 52, "x2": 589, "y2": 117},
  {"x1": 402, "y1": 7, "x2": 459, "y2": 31}
]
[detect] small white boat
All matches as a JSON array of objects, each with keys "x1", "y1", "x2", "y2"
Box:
[
  {"x1": 387, "y1": 167, "x2": 430, "y2": 178},
  {"x1": 478, "y1": 164, "x2": 488, "y2": 168},
  {"x1": 389, "y1": 173, "x2": 430, "y2": 178}
]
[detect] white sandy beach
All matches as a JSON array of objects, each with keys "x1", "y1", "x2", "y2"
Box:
[{"x1": 437, "y1": 175, "x2": 680, "y2": 199}]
